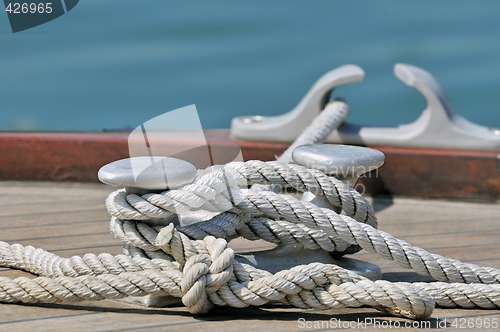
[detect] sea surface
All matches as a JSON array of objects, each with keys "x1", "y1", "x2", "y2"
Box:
[{"x1": 0, "y1": 0, "x2": 499, "y2": 132}]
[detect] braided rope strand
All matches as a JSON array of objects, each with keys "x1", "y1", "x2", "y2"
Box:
[{"x1": 1, "y1": 160, "x2": 499, "y2": 320}]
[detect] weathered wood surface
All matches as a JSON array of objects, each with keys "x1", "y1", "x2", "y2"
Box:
[{"x1": 0, "y1": 181, "x2": 499, "y2": 331}]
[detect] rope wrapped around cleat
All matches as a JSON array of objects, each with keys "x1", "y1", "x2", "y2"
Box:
[{"x1": 1, "y1": 160, "x2": 500, "y2": 320}]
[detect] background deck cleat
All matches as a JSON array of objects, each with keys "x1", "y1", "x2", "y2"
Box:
[
  {"x1": 230, "y1": 64, "x2": 364, "y2": 142},
  {"x1": 231, "y1": 64, "x2": 500, "y2": 150}
]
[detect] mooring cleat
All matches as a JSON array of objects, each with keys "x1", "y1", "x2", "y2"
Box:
[
  {"x1": 234, "y1": 240, "x2": 381, "y2": 279},
  {"x1": 98, "y1": 156, "x2": 197, "y2": 195},
  {"x1": 230, "y1": 64, "x2": 365, "y2": 142},
  {"x1": 294, "y1": 143, "x2": 384, "y2": 214},
  {"x1": 98, "y1": 156, "x2": 199, "y2": 308},
  {"x1": 292, "y1": 144, "x2": 385, "y2": 187},
  {"x1": 234, "y1": 144, "x2": 384, "y2": 281},
  {"x1": 230, "y1": 63, "x2": 500, "y2": 150},
  {"x1": 98, "y1": 148, "x2": 383, "y2": 308},
  {"x1": 324, "y1": 63, "x2": 500, "y2": 150}
]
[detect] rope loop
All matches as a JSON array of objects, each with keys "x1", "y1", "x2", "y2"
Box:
[{"x1": 1, "y1": 152, "x2": 500, "y2": 319}]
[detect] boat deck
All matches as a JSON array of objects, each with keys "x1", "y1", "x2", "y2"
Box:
[{"x1": 0, "y1": 182, "x2": 499, "y2": 331}]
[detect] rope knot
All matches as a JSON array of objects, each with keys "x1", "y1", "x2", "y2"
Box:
[{"x1": 156, "y1": 224, "x2": 234, "y2": 314}]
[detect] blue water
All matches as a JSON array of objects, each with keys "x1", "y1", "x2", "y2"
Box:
[{"x1": 1, "y1": 0, "x2": 500, "y2": 131}]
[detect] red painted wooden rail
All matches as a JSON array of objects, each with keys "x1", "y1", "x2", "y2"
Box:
[{"x1": 1, "y1": 131, "x2": 499, "y2": 202}]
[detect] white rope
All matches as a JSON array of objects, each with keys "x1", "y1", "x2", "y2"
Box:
[
  {"x1": 1, "y1": 109, "x2": 499, "y2": 319},
  {"x1": 107, "y1": 161, "x2": 377, "y2": 229},
  {"x1": 1, "y1": 160, "x2": 500, "y2": 319},
  {"x1": 276, "y1": 99, "x2": 351, "y2": 165},
  {"x1": 250, "y1": 99, "x2": 350, "y2": 193}
]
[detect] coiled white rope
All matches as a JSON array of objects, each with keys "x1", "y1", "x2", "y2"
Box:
[
  {"x1": 1, "y1": 100, "x2": 499, "y2": 319},
  {"x1": 250, "y1": 99, "x2": 350, "y2": 193},
  {"x1": 276, "y1": 99, "x2": 351, "y2": 165},
  {"x1": 1, "y1": 159, "x2": 500, "y2": 320}
]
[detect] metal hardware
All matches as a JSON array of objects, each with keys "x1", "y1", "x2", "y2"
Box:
[
  {"x1": 99, "y1": 147, "x2": 383, "y2": 308},
  {"x1": 296, "y1": 144, "x2": 384, "y2": 212},
  {"x1": 98, "y1": 156, "x2": 197, "y2": 195},
  {"x1": 230, "y1": 63, "x2": 500, "y2": 150},
  {"x1": 230, "y1": 64, "x2": 364, "y2": 142},
  {"x1": 293, "y1": 144, "x2": 385, "y2": 187},
  {"x1": 235, "y1": 144, "x2": 383, "y2": 279}
]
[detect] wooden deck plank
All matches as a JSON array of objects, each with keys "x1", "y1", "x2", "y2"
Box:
[{"x1": 0, "y1": 182, "x2": 499, "y2": 331}]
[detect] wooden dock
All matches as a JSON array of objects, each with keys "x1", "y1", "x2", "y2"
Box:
[{"x1": 0, "y1": 181, "x2": 499, "y2": 331}]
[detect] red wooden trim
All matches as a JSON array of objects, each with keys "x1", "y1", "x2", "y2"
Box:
[
  {"x1": 361, "y1": 146, "x2": 500, "y2": 202},
  {"x1": 0, "y1": 132, "x2": 129, "y2": 182},
  {"x1": 0, "y1": 131, "x2": 498, "y2": 202}
]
